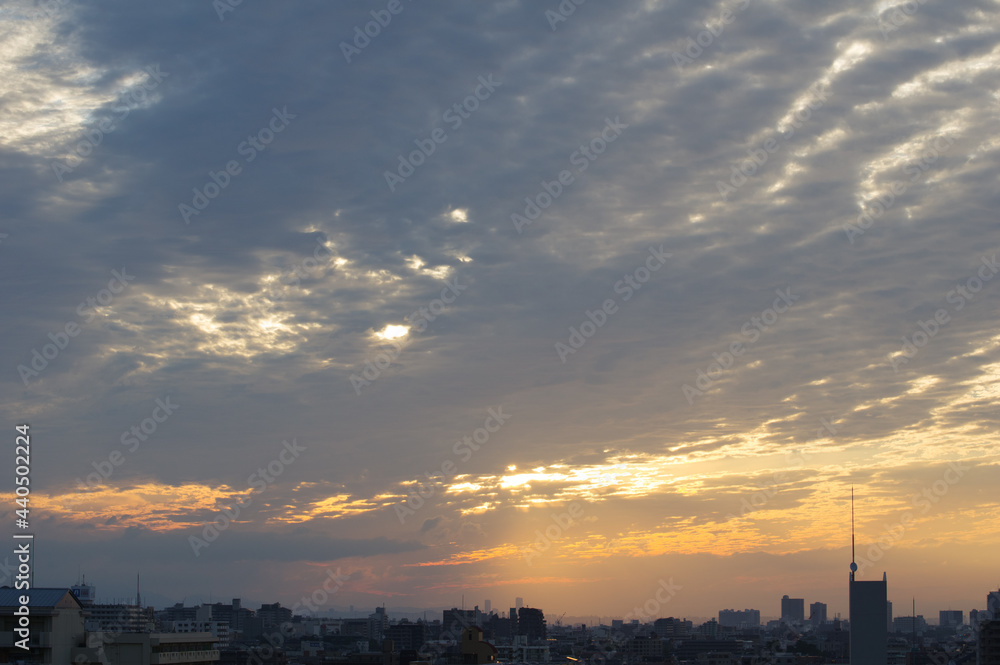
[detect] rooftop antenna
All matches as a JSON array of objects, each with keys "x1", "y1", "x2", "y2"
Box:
[{"x1": 850, "y1": 486, "x2": 858, "y2": 580}]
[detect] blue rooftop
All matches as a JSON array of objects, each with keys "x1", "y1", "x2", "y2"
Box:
[{"x1": 0, "y1": 588, "x2": 82, "y2": 609}]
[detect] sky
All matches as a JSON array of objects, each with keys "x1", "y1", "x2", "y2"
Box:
[{"x1": 1, "y1": 0, "x2": 999, "y2": 624}]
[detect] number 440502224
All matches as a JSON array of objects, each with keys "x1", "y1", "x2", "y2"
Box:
[{"x1": 15, "y1": 424, "x2": 30, "y2": 518}]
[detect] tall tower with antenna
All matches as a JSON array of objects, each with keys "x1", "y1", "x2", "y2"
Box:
[{"x1": 849, "y1": 487, "x2": 888, "y2": 665}]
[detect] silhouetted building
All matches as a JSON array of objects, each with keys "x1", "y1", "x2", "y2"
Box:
[
  {"x1": 203, "y1": 600, "x2": 252, "y2": 634},
  {"x1": 386, "y1": 621, "x2": 425, "y2": 651},
  {"x1": 979, "y1": 620, "x2": 1000, "y2": 665},
  {"x1": 516, "y1": 607, "x2": 546, "y2": 641},
  {"x1": 810, "y1": 602, "x2": 827, "y2": 626},
  {"x1": 781, "y1": 595, "x2": 805, "y2": 623},
  {"x1": 653, "y1": 617, "x2": 692, "y2": 638},
  {"x1": 103, "y1": 631, "x2": 220, "y2": 664},
  {"x1": 893, "y1": 615, "x2": 927, "y2": 634},
  {"x1": 719, "y1": 609, "x2": 760, "y2": 629},
  {"x1": 443, "y1": 609, "x2": 478, "y2": 640},
  {"x1": 257, "y1": 603, "x2": 291, "y2": 630},
  {"x1": 939, "y1": 610, "x2": 963, "y2": 628},
  {"x1": 989, "y1": 590, "x2": 1000, "y2": 618},
  {"x1": 626, "y1": 634, "x2": 663, "y2": 659},
  {"x1": 459, "y1": 626, "x2": 497, "y2": 664},
  {"x1": 850, "y1": 572, "x2": 888, "y2": 665}
]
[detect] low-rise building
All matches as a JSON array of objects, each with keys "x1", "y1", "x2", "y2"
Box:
[{"x1": 103, "y1": 631, "x2": 219, "y2": 665}]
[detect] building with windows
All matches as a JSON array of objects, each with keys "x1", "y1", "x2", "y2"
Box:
[
  {"x1": 162, "y1": 620, "x2": 230, "y2": 648},
  {"x1": 718, "y1": 609, "x2": 760, "y2": 629},
  {"x1": 892, "y1": 615, "x2": 927, "y2": 634},
  {"x1": 103, "y1": 631, "x2": 219, "y2": 665},
  {"x1": 386, "y1": 620, "x2": 425, "y2": 651},
  {"x1": 0, "y1": 588, "x2": 107, "y2": 664},
  {"x1": 940, "y1": 610, "x2": 964, "y2": 628},
  {"x1": 652, "y1": 617, "x2": 692, "y2": 638},
  {"x1": 86, "y1": 604, "x2": 154, "y2": 633},
  {"x1": 256, "y1": 603, "x2": 291, "y2": 630}
]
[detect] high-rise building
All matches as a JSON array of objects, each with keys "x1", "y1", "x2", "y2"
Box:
[
  {"x1": 988, "y1": 590, "x2": 1000, "y2": 619},
  {"x1": 940, "y1": 610, "x2": 964, "y2": 628},
  {"x1": 888, "y1": 600, "x2": 893, "y2": 627},
  {"x1": 978, "y1": 620, "x2": 1000, "y2": 665},
  {"x1": 515, "y1": 597, "x2": 524, "y2": 609},
  {"x1": 517, "y1": 607, "x2": 546, "y2": 641},
  {"x1": 781, "y1": 595, "x2": 805, "y2": 623},
  {"x1": 850, "y1": 572, "x2": 888, "y2": 664},
  {"x1": 485, "y1": 599, "x2": 491, "y2": 614},
  {"x1": 849, "y1": 489, "x2": 887, "y2": 665},
  {"x1": 810, "y1": 602, "x2": 828, "y2": 626}
]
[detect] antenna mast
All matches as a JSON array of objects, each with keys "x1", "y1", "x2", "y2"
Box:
[{"x1": 849, "y1": 486, "x2": 858, "y2": 580}]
